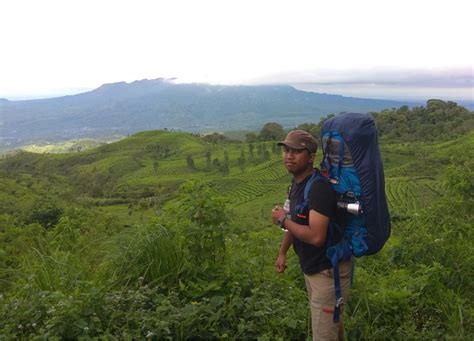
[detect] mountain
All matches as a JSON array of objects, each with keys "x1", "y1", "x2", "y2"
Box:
[{"x1": 0, "y1": 78, "x2": 414, "y2": 150}]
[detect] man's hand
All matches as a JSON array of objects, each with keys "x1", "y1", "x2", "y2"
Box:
[
  {"x1": 272, "y1": 206, "x2": 285, "y2": 225},
  {"x1": 275, "y1": 253, "x2": 287, "y2": 273}
]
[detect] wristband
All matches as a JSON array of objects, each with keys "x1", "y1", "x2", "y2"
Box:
[{"x1": 278, "y1": 215, "x2": 287, "y2": 229}]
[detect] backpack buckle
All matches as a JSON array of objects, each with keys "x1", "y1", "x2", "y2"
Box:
[{"x1": 335, "y1": 297, "x2": 344, "y2": 308}]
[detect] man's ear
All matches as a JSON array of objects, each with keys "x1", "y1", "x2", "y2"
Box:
[{"x1": 308, "y1": 152, "x2": 316, "y2": 163}]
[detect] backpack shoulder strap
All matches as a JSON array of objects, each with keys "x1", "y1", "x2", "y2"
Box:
[
  {"x1": 303, "y1": 171, "x2": 319, "y2": 201},
  {"x1": 293, "y1": 170, "x2": 327, "y2": 215}
]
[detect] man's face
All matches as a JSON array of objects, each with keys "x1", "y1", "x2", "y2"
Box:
[{"x1": 282, "y1": 146, "x2": 314, "y2": 175}]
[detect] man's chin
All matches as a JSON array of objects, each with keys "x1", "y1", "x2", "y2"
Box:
[{"x1": 287, "y1": 165, "x2": 313, "y2": 177}]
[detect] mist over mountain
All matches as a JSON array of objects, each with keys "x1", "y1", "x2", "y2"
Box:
[{"x1": 0, "y1": 78, "x2": 415, "y2": 150}]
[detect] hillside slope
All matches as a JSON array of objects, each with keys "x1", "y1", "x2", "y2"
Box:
[
  {"x1": 2, "y1": 128, "x2": 472, "y2": 224},
  {"x1": 1, "y1": 127, "x2": 473, "y2": 339}
]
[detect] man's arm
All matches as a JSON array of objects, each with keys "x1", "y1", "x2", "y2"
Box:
[
  {"x1": 284, "y1": 210, "x2": 329, "y2": 247},
  {"x1": 272, "y1": 208, "x2": 329, "y2": 247},
  {"x1": 275, "y1": 231, "x2": 293, "y2": 273}
]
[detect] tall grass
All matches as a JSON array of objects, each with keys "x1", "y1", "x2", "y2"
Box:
[{"x1": 103, "y1": 224, "x2": 184, "y2": 287}]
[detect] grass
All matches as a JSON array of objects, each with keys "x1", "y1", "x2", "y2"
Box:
[{"x1": 103, "y1": 224, "x2": 184, "y2": 287}]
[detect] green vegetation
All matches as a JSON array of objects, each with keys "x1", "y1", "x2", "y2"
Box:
[
  {"x1": 372, "y1": 99, "x2": 473, "y2": 142},
  {"x1": 0, "y1": 100, "x2": 473, "y2": 339}
]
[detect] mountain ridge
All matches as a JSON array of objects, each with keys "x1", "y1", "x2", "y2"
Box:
[{"x1": 1, "y1": 78, "x2": 416, "y2": 150}]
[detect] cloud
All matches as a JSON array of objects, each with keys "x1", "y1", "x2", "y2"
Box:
[{"x1": 252, "y1": 67, "x2": 473, "y2": 89}]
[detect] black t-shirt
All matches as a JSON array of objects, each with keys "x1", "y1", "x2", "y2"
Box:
[{"x1": 289, "y1": 171, "x2": 340, "y2": 275}]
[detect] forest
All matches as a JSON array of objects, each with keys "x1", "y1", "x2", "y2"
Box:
[{"x1": 0, "y1": 100, "x2": 473, "y2": 339}]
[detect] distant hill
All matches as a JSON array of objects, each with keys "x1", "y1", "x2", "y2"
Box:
[{"x1": 0, "y1": 78, "x2": 414, "y2": 150}]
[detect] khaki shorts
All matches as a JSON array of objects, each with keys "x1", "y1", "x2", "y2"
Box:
[{"x1": 304, "y1": 259, "x2": 353, "y2": 341}]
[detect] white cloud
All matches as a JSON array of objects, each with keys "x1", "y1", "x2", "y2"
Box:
[
  {"x1": 254, "y1": 66, "x2": 473, "y2": 87},
  {"x1": 0, "y1": 0, "x2": 472, "y2": 99}
]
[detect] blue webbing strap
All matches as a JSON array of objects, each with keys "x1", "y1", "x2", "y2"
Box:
[
  {"x1": 293, "y1": 171, "x2": 320, "y2": 215},
  {"x1": 326, "y1": 222, "x2": 342, "y2": 323},
  {"x1": 329, "y1": 243, "x2": 356, "y2": 323},
  {"x1": 337, "y1": 136, "x2": 344, "y2": 180},
  {"x1": 304, "y1": 172, "x2": 318, "y2": 201},
  {"x1": 326, "y1": 244, "x2": 341, "y2": 322},
  {"x1": 327, "y1": 221, "x2": 335, "y2": 249}
]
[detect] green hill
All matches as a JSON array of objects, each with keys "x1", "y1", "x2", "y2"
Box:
[
  {"x1": 0, "y1": 130, "x2": 290, "y2": 223},
  {"x1": 0, "y1": 123, "x2": 473, "y2": 338}
]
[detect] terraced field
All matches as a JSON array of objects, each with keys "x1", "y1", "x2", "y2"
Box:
[
  {"x1": 210, "y1": 159, "x2": 290, "y2": 205},
  {"x1": 5, "y1": 130, "x2": 465, "y2": 229},
  {"x1": 384, "y1": 176, "x2": 444, "y2": 214},
  {"x1": 234, "y1": 160, "x2": 288, "y2": 181}
]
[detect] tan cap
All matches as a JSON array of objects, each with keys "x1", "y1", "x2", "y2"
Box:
[{"x1": 277, "y1": 130, "x2": 317, "y2": 153}]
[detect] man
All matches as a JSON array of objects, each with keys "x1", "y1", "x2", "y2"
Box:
[{"x1": 271, "y1": 130, "x2": 352, "y2": 341}]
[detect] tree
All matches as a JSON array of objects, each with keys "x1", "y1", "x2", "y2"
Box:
[
  {"x1": 202, "y1": 132, "x2": 227, "y2": 144},
  {"x1": 238, "y1": 149, "x2": 246, "y2": 172},
  {"x1": 371, "y1": 100, "x2": 472, "y2": 142},
  {"x1": 245, "y1": 132, "x2": 258, "y2": 143},
  {"x1": 248, "y1": 143, "x2": 255, "y2": 159},
  {"x1": 263, "y1": 150, "x2": 271, "y2": 161},
  {"x1": 259, "y1": 122, "x2": 285, "y2": 141},
  {"x1": 220, "y1": 162, "x2": 230, "y2": 175},
  {"x1": 260, "y1": 143, "x2": 271, "y2": 161},
  {"x1": 256, "y1": 143, "x2": 263, "y2": 157},
  {"x1": 153, "y1": 161, "x2": 159, "y2": 174},
  {"x1": 163, "y1": 147, "x2": 171, "y2": 158},
  {"x1": 186, "y1": 155, "x2": 195, "y2": 169},
  {"x1": 272, "y1": 142, "x2": 278, "y2": 154},
  {"x1": 25, "y1": 199, "x2": 64, "y2": 229},
  {"x1": 296, "y1": 123, "x2": 320, "y2": 139}
]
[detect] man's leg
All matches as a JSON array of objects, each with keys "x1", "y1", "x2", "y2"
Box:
[{"x1": 304, "y1": 260, "x2": 352, "y2": 341}]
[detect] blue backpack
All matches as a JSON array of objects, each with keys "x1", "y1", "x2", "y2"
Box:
[{"x1": 302, "y1": 112, "x2": 391, "y2": 322}]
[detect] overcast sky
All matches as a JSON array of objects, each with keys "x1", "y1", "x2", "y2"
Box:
[{"x1": 0, "y1": 0, "x2": 472, "y2": 101}]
